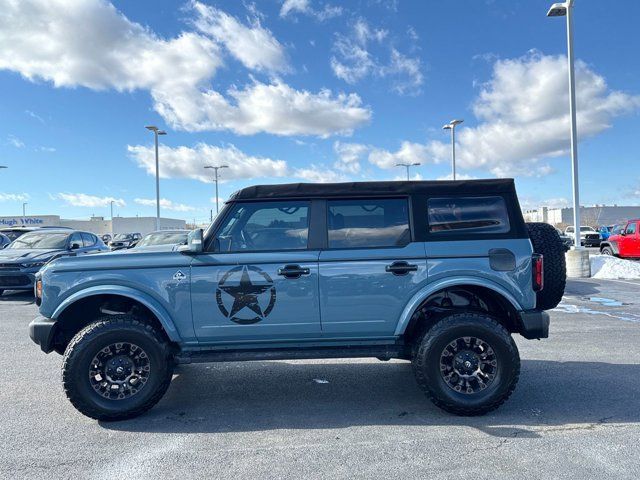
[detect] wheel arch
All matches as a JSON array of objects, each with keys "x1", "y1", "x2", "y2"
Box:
[
  {"x1": 52, "y1": 286, "x2": 181, "y2": 350},
  {"x1": 395, "y1": 277, "x2": 524, "y2": 338}
]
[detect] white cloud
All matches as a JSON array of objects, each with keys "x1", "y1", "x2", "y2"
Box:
[
  {"x1": 436, "y1": 173, "x2": 477, "y2": 181},
  {"x1": 0, "y1": 0, "x2": 370, "y2": 137},
  {"x1": 25, "y1": 110, "x2": 45, "y2": 123},
  {"x1": 427, "y1": 51, "x2": 640, "y2": 177},
  {"x1": 333, "y1": 141, "x2": 368, "y2": 173},
  {"x1": 134, "y1": 198, "x2": 195, "y2": 212},
  {"x1": 368, "y1": 141, "x2": 435, "y2": 169},
  {"x1": 280, "y1": 0, "x2": 343, "y2": 21},
  {"x1": 128, "y1": 143, "x2": 288, "y2": 183},
  {"x1": 294, "y1": 166, "x2": 345, "y2": 183},
  {"x1": 0, "y1": 193, "x2": 30, "y2": 202},
  {"x1": 193, "y1": 2, "x2": 287, "y2": 73},
  {"x1": 56, "y1": 193, "x2": 126, "y2": 208},
  {"x1": 330, "y1": 19, "x2": 422, "y2": 95},
  {"x1": 7, "y1": 135, "x2": 24, "y2": 148}
]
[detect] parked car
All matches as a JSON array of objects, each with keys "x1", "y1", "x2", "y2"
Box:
[
  {"x1": 0, "y1": 233, "x2": 11, "y2": 249},
  {"x1": 133, "y1": 230, "x2": 190, "y2": 251},
  {"x1": 109, "y1": 232, "x2": 142, "y2": 250},
  {"x1": 600, "y1": 219, "x2": 640, "y2": 258},
  {"x1": 555, "y1": 228, "x2": 572, "y2": 250},
  {"x1": 0, "y1": 226, "x2": 40, "y2": 242},
  {"x1": 565, "y1": 225, "x2": 601, "y2": 247},
  {"x1": 29, "y1": 179, "x2": 565, "y2": 421},
  {"x1": 0, "y1": 229, "x2": 108, "y2": 296}
]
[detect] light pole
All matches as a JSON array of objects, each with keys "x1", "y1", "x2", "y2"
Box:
[
  {"x1": 22, "y1": 202, "x2": 27, "y2": 224},
  {"x1": 442, "y1": 119, "x2": 463, "y2": 180},
  {"x1": 395, "y1": 162, "x2": 420, "y2": 181},
  {"x1": 547, "y1": 1, "x2": 581, "y2": 252},
  {"x1": 204, "y1": 165, "x2": 229, "y2": 214},
  {"x1": 110, "y1": 200, "x2": 115, "y2": 235},
  {"x1": 145, "y1": 126, "x2": 167, "y2": 231}
]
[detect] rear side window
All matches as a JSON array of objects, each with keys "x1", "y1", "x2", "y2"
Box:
[
  {"x1": 428, "y1": 196, "x2": 510, "y2": 234},
  {"x1": 327, "y1": 198, "x2": 410, "y2": 248}
]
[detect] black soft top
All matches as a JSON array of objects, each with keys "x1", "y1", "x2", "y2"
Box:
[{"x1": 229, "y1": 179, "x2": 516, "y2": 201}]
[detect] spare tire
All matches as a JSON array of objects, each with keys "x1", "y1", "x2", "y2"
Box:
[{"x1": 526, "y1": 223, "x2": 566, "y2": 310}]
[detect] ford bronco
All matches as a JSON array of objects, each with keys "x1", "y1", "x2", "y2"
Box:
[{"x1": 29, "y1": 180, "x2": 566, "y2": 420}]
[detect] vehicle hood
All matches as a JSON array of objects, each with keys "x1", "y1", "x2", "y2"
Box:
[
  {"x1": 130, "y1": 244, "x2": 178, "y2": 252},
  {"x1": 0, "y1": 248, "x2": 64, "y2": 263}
]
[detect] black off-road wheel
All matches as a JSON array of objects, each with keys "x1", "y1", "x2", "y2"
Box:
[
  {"x1": 526, "y1": 222, "x2": 566, "y2": 310},
  {"x1": 62, "y1": 315, "x2": 174, "y2": 421},
  {"x1": 412, "y1": 313, "x2": 520, "y2": 416}
]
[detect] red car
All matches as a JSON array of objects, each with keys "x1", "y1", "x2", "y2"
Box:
[{"x1": 600, "y1": 219, "x2": 640, "y2": 258}]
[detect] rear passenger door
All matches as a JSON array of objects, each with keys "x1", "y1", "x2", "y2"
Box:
[{"x1": 318, "y1": 198, "x2": 427, "y2": 337}]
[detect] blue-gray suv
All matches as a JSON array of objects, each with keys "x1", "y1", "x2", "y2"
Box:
[{"x1": 29, "y1": 180, "x2": 566, "y2": 420}]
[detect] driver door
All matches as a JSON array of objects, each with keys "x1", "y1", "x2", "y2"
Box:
[{"x1": 190, "y1": 200, "x2": 322, "y2": 344}]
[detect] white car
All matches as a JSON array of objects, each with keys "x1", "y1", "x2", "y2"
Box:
[{"x1": 564, "y1": 226, "x2": 601, "y2": 247}]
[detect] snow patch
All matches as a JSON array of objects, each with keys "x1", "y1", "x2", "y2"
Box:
[
  {"x1": 313, "y1": 379, "x2": 329, "y2": 384},
  {"x1": 590, "y1": 255, "x2": 640, "y2": 280}
]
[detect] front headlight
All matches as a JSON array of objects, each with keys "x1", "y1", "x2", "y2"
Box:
[
  {"x1": 20, "y1": 261, "x2": 47, "y2": 269},
  {"x1": 35, "y1": 279, "x2": 43, "y2": 304}
]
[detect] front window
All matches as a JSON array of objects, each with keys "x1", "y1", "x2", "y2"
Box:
[
  {"x1": 428, "y1": 196, "x2": 510, "y2": 234},
  {"x1": 113, "y1": 234, "x2": 133, "y2": 241},
  {"x1": 136, "y1": 232, "x2": 189, "y2": 247},
  {"x1": 626, "y1": 223, "x2": 637, "y2": 235},
  {"x1": 8, "y1": 232, "x2": 69, "y2": 249},
  {"x1": 327, "y1": 198, "x2": 410, "y2": 248},
  {"x1": 216, "y1": 201, "x2": 310, "y2": 252},
  {"x1": 580, "y1": 226, "x2": 596, "y2": 232}
]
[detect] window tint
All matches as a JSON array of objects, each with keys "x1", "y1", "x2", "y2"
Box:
[
  {"x1": 81, "y1": 233, "x2": 96, "y2": 247},
  {"x1": 626, "y1": 223, "x2": 637, "y2": 235},
  {"x1": 216, "y1": 201, "x2": 309, "y2": 252},
  {"x1": 428, "y1": 196, "x2": 510, "y2": 234},
  {"x1": 327, "y1": 198, "x2": 410, "y2": 248}
]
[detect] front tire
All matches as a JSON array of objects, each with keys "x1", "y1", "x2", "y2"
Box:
[
  {"x1": 62, "y1": 316, "x2": 173, "y2": 421},
  {"x1": 412, "y1": 313, "x2": 520, "y2": 416},
  {"x1": 601, "y1": 246, "x2": 614, "y2": 256}
]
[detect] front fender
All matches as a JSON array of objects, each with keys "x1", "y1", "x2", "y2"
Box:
[
  {"x1": 51, "y1": 285, "x2": 181, "y2": 342},
  {"x1": 394, "y1": 276, "x2": 524, "y2": 336}
]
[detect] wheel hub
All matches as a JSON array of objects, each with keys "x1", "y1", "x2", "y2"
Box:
[
  {"x1": 89, "y1": 342, "x2": 151, "y2": 400},
  {"x1": 439, "y1": 336, "x2": 497, "y2": 394}
]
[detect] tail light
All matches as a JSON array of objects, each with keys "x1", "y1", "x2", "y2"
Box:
[{"x1": 532, "y1": 254, "x2": 544, "y2": 292}]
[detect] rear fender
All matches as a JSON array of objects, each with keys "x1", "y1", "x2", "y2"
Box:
[{"x1": 394, "y1": 276, "x2": 523, "y2": 336}]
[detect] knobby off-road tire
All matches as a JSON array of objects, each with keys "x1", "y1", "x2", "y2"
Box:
[
  {"x1": 601, "y1": 246, "x2": 614, "y2": 256},
  {"x1": 412, "y1": 313, "x2": 520, "y2": 416},
  {"x1": 526, "y1": 222, "x2": 566, "y2": 310},
  {"x1": 62, "y1": 315, "x2": 173, "y2": 421}
]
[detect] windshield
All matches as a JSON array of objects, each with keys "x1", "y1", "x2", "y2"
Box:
[
  {"x1": 136, "y1": 232, "x2": 188, "y2": 247},
  {"x1": 8, "y1": 232, "x2": 69, "y2": 250},
  {"x1": 580, "y1": 227, "x2": 596, "y2": 232},
  {"x1": 113, "y1": 233, "x2": 133, "y2": 241}
]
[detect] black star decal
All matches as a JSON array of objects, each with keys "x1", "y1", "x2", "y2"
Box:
[{"x1": 219, "y1": 266, "x2": 272, "y2": 319}]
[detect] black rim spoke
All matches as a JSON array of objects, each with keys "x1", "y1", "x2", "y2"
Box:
[
  {"x1": 89, "y1": 342, "x2": 151, "y2": 400},
  {"x1": 439, "y1": 336, "x2": 497, "y2": 395}
]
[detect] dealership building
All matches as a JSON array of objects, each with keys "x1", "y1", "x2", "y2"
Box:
[
  {"x1": 523, "y1": 205, "x2": 640, "y2": 227},
  {"x1": 0, "y1": 215, "x2": 186, "y2": 236}
]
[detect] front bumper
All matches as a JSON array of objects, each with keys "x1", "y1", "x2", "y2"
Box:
[
  {"x1": 583, "y1": 238, "x2": 601, "y2": 247},
  {"x1": 28, "y1": 316, "x2": 57, "y2": 353},
  {"x1": 518, "y1": 310, "x2": 550, "y2": 339},
  {"x1": 0, "y1": 271, "x2": 36, "y2": 291}
]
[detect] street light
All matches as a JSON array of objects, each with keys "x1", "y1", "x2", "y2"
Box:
[
  {"x1": 395, "y1": 162, "x2": 420, "y2": 181},
  {"x1": 145, "y1": 126, "x2": 167, "y2": 231},
  {"x1": 22, "y1": 202, "x2": 27, "y2": 224},
  {"x1": 442, "y1": 119, "x2": 463, "y2": 180},
  {"x1": 547, "y1": 1, "x2": 587, "y2": 273},
  {"x1": 204, "y1": 165, "x2": 229, "y2": 214}
]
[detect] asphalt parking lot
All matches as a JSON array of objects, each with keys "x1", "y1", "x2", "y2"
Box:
[{"x1": 2, "y1": 279, "x2": 640, "y2": 480}]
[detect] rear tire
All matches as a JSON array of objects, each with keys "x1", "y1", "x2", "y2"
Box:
[
  {"x1": 412, "y1": 312, "x2": 520, "y2": 416},
  {"x1": 526, "y1": 222, "x2": 566, "y2": 310},
  {"x1": 62, "y1": 315, "x2": 173, "y2": 421}
]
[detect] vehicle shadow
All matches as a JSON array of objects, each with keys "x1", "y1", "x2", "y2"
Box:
[
  {"x1": 101, "y1": 359, "x2": 640, "y2": 436},
  {"x1": 564, "y1": 279, "x2": 602, "y2": 297}
]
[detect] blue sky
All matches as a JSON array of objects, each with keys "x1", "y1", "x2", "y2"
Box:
[{"x1": 1, "y1": 0, "x2": 639, "y2": 222}]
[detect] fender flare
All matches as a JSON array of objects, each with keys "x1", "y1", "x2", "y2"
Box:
[
  {"x1": 51, "y1": 285, "x2": 181, "y2": 342},
  {"x1": 394, "y1": 276, "x2": 523, "y2": 336},
  {"x1": 600, "y1": 241, "x2": 619, "y2": 255}
]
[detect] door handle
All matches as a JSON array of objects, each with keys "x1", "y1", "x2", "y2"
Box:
[
  {"x1": 385, "y1": 261, "x2": 418, "y2": 276},
  {"x1": 277, "y1": 264, "x2": 311, "y2": 279}
]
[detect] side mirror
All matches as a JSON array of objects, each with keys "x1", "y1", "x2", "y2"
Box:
[
  {"x1": 178, "y1": 229, "x2": 203, "y2": 254},
  {"x1": 620, "y1": 231, "x2": 626, "y2": 236},
  {"x1": 70, "y1": 243, "x2": 81, "y2": 250}
]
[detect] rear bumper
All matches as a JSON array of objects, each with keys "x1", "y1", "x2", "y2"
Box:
[
  {"x1": 518, "y1": 310, "x2": 550, "y2": 339},
  {"x1": 28, "y1": 316, "x2": 57, "y2": 353}
]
